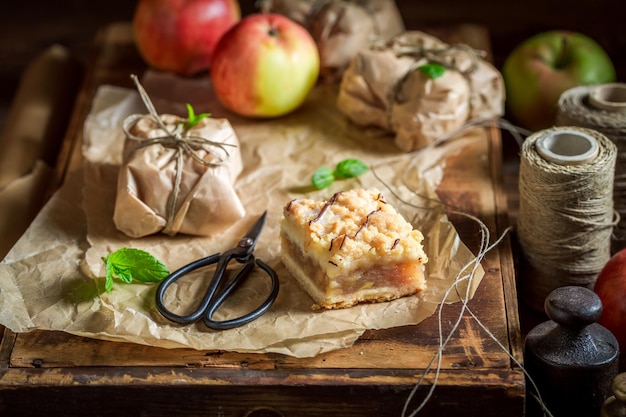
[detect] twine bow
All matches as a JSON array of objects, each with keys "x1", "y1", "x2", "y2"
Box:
[{"x1": 122, "y1": 74, "x2": 235, "y2": 235}]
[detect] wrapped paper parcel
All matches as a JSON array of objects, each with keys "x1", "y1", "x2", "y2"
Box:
[{"x1": 337, "y1": 30, "x2": 505, "y2": 152}]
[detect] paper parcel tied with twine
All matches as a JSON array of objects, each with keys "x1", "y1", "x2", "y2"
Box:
[
  {"x1": 337, "y1": 31, "x2": 505, "y2": 152},
  {"x1": 258, "y1": 0, "x2": 405, "y2": 81},
  {"x1": 114, "y1": 101, "x2": 245, "y2": 238},
  {"x1": 0, "y1": 72, "x2": 484, "y2": 358}
]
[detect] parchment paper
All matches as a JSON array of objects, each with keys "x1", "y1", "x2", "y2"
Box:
[{"x1": 0, "y1": 71, "x2": 484, "y2": 358}]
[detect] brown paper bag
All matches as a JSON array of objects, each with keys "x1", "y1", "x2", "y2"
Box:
[
  {"x1": 258, "y1": 0, "x2": 405, "y2": 81},
  {"x1": 337, "y1": 31, "x2": 505, "y2": 152},
  {"x1": 113, "y1": 113, "x2": 245, "y2": 238}
]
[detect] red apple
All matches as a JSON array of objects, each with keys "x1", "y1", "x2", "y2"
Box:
[
  {"x1": 133, "y1": 0, "x2": 241, "y2": 76},
  {"x1": 503, "y1": 30, "x2": 616, "y2": 131},
  {"x1": 210, "y1": 13, "x2": 320, "y2": 118},
  {"x1": 594, "y1": 248, "x2": 626, "y2": 357}
]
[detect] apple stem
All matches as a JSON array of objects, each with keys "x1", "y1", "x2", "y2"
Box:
[
  {"x1": 268, "y1": 27, "x2": 278, "y2": 38},
  {"x1": 555, "y1": 36, "x2": 569, "y2": 69}
]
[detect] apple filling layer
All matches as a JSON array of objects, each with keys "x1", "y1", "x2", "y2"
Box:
[{"x1": 280, "y1": 189, "x2": 428, "y2": 309}]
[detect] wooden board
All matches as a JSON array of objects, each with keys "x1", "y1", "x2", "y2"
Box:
[{"x1": 0, "y1": 22, "x2": 524, "y2": 417}]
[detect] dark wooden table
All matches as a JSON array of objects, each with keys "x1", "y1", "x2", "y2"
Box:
[{"x1": 0, "y1": 22, "x2": 524, "y2": 417}]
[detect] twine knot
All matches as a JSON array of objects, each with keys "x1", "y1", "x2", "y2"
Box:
[
  {"x1": 122, "y1": 74, "x2": 235, "y2": 235},
  {"x1": 124, "y1": 75, "x2": 233, "y2": 168}
]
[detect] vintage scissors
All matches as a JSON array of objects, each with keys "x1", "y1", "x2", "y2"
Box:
[{"x1": 155, "y1": 211, "x2": 279, "y2": 330}]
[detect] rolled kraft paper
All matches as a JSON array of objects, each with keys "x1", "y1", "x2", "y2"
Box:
[
  {"x1": 0, "y1": 45, "x2": 82, "y2": 260},
  {"x1": 0, "y1": 162, "x2": 53, "y2": 259},
  {"x1": 0, "y1": 44, "x2": 83, "y2": 190},
  {"x1": 517, "y1": 126, "x2": 617, "y2": 312},
  {"x1": 556, "y1": 83, "x2": 626, "y2": 252}
]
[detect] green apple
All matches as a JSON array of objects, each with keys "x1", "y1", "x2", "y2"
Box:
[
  {"x1": 210, "y1": 13, "x2": 320, "y2": 118},
  {"x1": 503, "y1": 30, "x2": 616, "y2": 131}
]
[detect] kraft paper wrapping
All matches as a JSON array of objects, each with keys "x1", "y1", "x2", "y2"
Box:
[
  {"x1": 258, "y1": 0, "x2": 405, "y2": 81},
  {"x1": 113, "y1": 114, "x2": 245, "y2": 237},
  {"x1": 0, "y1": 161, "x2": 53, "y2": 259},
  {"x1": 0, "y1": 45, "x2": 81, "y2": 190},
  {"x1": 0, "y1": 72, "x2": 484, "y2": 358},
  {"x1": 0, "y1": 45, "x2": 81, "y2": 259},
  {"x1": 337, "y1": 31, "x2": 505, "y2": 152}
]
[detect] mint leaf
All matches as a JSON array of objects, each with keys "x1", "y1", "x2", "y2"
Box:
[
  {"x1": 184, "y1": 103, "x2": 211, "y2": 130},
  {"x1": 104, "y1": 260, "x2": 114, "y2": 293},
  {"x1": 101, "y1": 248, "x2": 170, "y2": 292},
  {"x1": 310, "y1": 158, "x2": 368, "y2": 190},
  {"x1": 334, "y1": 158, "x2": 368, "y2": 179},
  {"x1": 418, "y1": 63, "x2": 446, "y2": 79},
  {"x1": 311, "y1": 166, "x2": 335, "y2": 190}
]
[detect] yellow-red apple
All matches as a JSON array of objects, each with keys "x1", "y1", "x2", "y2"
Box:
[
  {"x1": 210, "y1": 13, "x2": 320, "y2": 118},
  {"x1": 503, "y1": 30, "x2": 615, "y2": 131},
  {"x1": 133, "y1": 0, "x2": 241, "y2": 76}
]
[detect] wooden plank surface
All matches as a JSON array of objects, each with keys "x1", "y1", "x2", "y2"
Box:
[{"x1": 0, "y1": 22, "x2": 524, "y2": 417}]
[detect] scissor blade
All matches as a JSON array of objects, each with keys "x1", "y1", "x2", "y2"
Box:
[{"x1": 242, "y1": 210, "x2": 267, "y2": 247}]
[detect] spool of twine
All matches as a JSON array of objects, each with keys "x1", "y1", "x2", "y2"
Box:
[
  {"x1": 518, "y1": 126, "x2": 617, "y2": 312},
  {"x1": 556, "y1": 83, "x2": 626, "y2": 252}
]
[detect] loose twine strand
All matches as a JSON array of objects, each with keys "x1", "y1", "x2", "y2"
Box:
[
  {"x1": 369, "y1": 117, "x2": 554, "y2": 416},
  {"x1": 517, "y1": 127, "x2": 618, "y2": 310},
  {"x1": 122, "y1": 75, "x2": 234, "y2": 235},
  {"x1": 556, "y1": 85, "x2": 626, "y2": 251}
]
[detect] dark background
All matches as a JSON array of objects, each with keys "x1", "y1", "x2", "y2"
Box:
[{"x1": 0, "y1": 0, "x2": 624, "y2": 129}]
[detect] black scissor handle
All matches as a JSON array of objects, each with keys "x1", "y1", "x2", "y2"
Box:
[
  {"x1": 155, "y1": 253, "x2": 222, "y2": 324},
  {"x1": 155, "y1": 253, "x2": 280, "y2": 330},
  {"x1": 204, "y1": 258, "x2": 280, "y2": 330}
]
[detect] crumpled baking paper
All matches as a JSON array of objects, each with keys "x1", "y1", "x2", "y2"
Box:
[{"x1": 0, "y1": 71, "x2": 484, "y2": 358}]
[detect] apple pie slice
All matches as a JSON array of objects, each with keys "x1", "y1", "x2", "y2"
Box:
[{"x1": 280, "y1": 188, "x2": 428, "y2": 309}]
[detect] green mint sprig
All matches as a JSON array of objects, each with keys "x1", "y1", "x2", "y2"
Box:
[
  {"x1": 418, "y1": 63, "x2": 446, "y2": 79},
  {"x1": 101, "y1": 248, "x2": 170, "y2": 293},
  {"x1": 311, "y1": 166, "x2": 335, "y2": 190},
  {"x1": 311, "y1": 158, "x2": 368, "y2": 190},
  {"x1": 184, "y1": 103, "x2": 211, "y2": 130}
]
